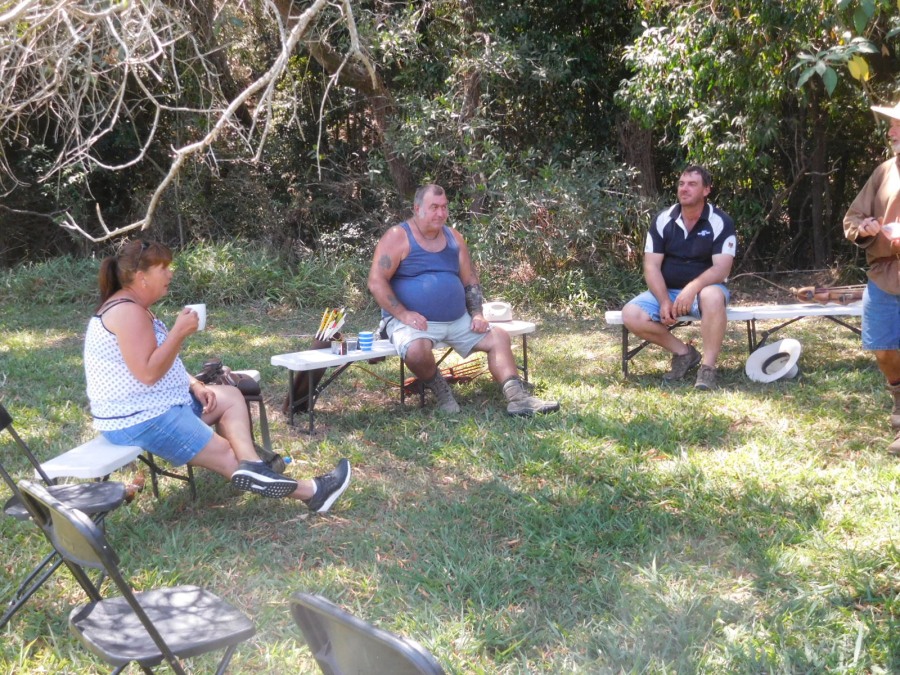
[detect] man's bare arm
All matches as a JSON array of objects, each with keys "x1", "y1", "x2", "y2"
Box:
[
  {"x1": 368, "y1": 228, "x2": 407, "y2": 315},
  {"x1": 642, "y1": 254, "x2": 670, "y2": 304},
  {"x1": 464, "y1": 283, "x2": 484, "y2": 317},
  {"x1": 451, "y1": 228, "x2": 490, "y2": 331}
]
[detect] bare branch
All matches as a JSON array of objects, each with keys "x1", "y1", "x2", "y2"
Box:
[{"x1": 0, "y1": 0, "x2": 375, "y2": 241}]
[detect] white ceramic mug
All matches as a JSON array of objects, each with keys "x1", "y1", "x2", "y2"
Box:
[{"x1": 185, "y1": 303, "x2": 207, "y2": 331}]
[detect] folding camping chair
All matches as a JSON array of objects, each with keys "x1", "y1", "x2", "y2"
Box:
[
  {"x1": 290, "y1": 592, "x2": 445, "y2": 675},
  {"x1": 0, "y1": 403, "x2": 127, "y2": 629},
  {"x1": 17, "y1": 479, "x2": 256, "y2": 675}
]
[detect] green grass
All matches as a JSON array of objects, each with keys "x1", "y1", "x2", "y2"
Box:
[{"x1": 1, "y1": 297, "x2": 899, "y2": 673}]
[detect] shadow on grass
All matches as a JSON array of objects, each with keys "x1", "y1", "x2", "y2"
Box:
[
  {"x1": 297, "y1": 460, "x2": 831, "y2": 672},
  {"x1": 2, "y1": 309, "x2": 897, "y2": 673}
]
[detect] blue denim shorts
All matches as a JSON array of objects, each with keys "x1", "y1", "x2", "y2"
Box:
[
  {"x1": 383, "y1": 313, "x2": 488, "y2": 359},
  {"x1": 862, "y1": 279, "x2": 900, "y2": 350},
  {"x1": 625, "y1": 284, "x2": 730, "y2": 322},
  {"x1": 101, "y1": 395, "x2": 213, "y2": 467}
]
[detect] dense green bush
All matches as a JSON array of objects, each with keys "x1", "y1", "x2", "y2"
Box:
[
  {"x1": 0, "y1": 255, "x2": 98, "y2": 306},
  {"x1": 464, "y1": 151, "x2": 655, "y2": 311},
  {"x1": 0, "y1": 243, "x2": 373, "y2": 311},
  {"x1": 0, "y1": 227, "x2": 648, "y2": 315}
]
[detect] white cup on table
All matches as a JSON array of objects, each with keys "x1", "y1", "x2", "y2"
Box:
[{"x1": 185, "y1": 303, "x2": 207, "y2": 331}]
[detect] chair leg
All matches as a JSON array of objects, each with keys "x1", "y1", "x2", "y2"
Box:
[
  {"x1": 214, "y1": 644, "x2": 239, "y2": 675},
  {"x1": 0, "y1": 551, "x2": 65, "y2": 629},
  {"x1": 243, "y1": 394, "x2": 272, "y2": 455},
  {"x1": 138, "y1": 453, "x2": 197, "y2": 500}
]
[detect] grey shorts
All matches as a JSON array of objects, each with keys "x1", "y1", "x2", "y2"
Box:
[{"x1": 382, "y1": 313, "x2": 488, "y2": 359}]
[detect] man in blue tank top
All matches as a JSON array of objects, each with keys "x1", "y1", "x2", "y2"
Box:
[{"x1": 368, "y1": 184, "x2": 559, "y2": 416}]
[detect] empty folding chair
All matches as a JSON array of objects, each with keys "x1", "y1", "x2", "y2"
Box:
[
  {"x1": 290, "y1": 592, "x2": 445, "y2": 675},
  {"x1": 17, "y1": 479, "x2": 256, "y2": 675},
  {"x1": 0, "y1": 403, "x2": 127, "y2": 629}
]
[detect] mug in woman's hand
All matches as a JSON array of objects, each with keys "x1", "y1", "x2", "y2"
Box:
[{"x1": 185, "y1": 303, "x2": 207, "y2": 330}]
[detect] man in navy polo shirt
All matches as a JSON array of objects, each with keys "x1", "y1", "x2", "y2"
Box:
[{"x1": 622, "y1": 166, "x2": 737, "y2": 390}]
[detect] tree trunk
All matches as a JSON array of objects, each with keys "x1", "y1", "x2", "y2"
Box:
[
  {"x1": 460, "y1": 0, "x2": 487, "y2": 214},
  {"x1": 809, "y1": 94, "x2": 827, "y2": 267},
  {"x1": 618, "y1": 118, "x2": 658, "y2": 197},
  {"x1": 274, "y1": 1, "x2": 416, "y2": 198},
  {"x1": 166, "y1": 0, "x2": 253, "y2": 128}
]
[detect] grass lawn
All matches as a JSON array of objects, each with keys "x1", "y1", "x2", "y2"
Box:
[{"x1": 1, "y1": 300, "x2": 898, "y2": 673}]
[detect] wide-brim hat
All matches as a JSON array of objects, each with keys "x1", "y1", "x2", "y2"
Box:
[
  {"x1": 483, "y1": 301, "x2": 513, "y2": 322},
  {"x1": 872, "y1": 102, "x2": 900, "y2": 121},
  {"x1": 745, "y1": 338, "x2": 802, "y2": 383}
]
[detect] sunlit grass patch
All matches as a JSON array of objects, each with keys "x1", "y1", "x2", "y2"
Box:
[{"x1": 1, "y1": 285, "x2": 899, "y2": 673}]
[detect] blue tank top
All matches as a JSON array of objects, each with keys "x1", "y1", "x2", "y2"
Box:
[{"x1": 386, "y1": 221, "x2": 467, "y2": 322}]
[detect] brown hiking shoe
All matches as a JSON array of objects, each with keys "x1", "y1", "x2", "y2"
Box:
[
  {"x1": 694, "y1": 365, "x2": 717, "y2": 391},
  {"x1": 425, "y1": 372, "x2": 461, "y2": 414},
  {"x1": 502, "y1": 378, "x2": 560, "y2": 417},
  {"x1": 662, "y1": 345, "x2": 701, "y2": 381},
  {"x1": 888, "y1": 429, "x2": 900, "y2": 457}
]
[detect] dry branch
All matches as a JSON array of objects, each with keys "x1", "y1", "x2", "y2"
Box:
[{"x1": 0, "y1": 0, "x2": 377, "y2": 241}]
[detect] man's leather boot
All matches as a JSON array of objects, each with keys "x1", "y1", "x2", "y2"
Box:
[
  {"x1": 424, "y1": 372, "x2": 461, "y2": 414},
  {"x1": 502, "y1": 378, "x2": 560, "y2": 417},
  {"x1": 888, "y1": 383, "x2": 900, "y2": 455}
]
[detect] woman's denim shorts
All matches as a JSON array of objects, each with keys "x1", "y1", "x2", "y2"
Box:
[{"x1": 101, "y1": 395, "x2": 213, "y2": 467}]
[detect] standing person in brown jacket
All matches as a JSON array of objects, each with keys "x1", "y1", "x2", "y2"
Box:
[{"x1": 844, "y1": 101, "x2": 900, "y2": 455}]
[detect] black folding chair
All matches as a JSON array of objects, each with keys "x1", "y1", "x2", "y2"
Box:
[
  {"x1": 290, "y1": 592, "x2": 445, "y2": 675},
  {"x1": 0, "y1": 403, "x2": 126, "y2": 629},
  {"x1": 17, "y1": 479, "x2": 256, "y2": 675}
]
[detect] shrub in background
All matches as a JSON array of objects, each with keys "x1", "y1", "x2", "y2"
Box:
[
  {"x1": 0, "y1": 255, "x2": 99, "y2": 306},
  {"x1": 465, "y1": 151, "x2": 655, "y2": 312},
  {"x1": 0, "y1": 170, "x2": 652, "y2": 316},
  {"x1": 0, "y1": 242, "x2": 375, "y2": 312}
]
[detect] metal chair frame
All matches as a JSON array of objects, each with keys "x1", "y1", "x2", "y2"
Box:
[
  {"x1": 0, "y1": 404, "x2": 126, "y2": 629},
  {"x1": 17, "y1": 479, "x2": 255, "y2": 675}
]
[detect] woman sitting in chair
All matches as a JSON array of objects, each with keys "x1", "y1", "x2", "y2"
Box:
[{"x1": 83, "y1": 240, "x2": 350, "y2": 512}]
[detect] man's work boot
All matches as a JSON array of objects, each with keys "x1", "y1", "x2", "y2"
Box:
[
  {"x1": 424, "y1": 372, "x2": 461, "y2": 414},
  {"x1": 662, "y1": 345, "x2": 701, "y2": 381},
  {"x1": 888, "y1": 383, "x2": 900, "y2": 431},
  {"x1": 502, "y1": 378, "x2": 560, "y2": 417},
  {"x1": 887, "y1": 431, "x2": 900, "y2": 456},
  {"x1": 888, "y1": 384, "x2": 900, "y2": 456},
  {"x1": 694, "y1": 364, "x2": 717, "y2": 391}
]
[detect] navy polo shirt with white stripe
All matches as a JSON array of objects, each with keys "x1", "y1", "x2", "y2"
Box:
[{"x1": 644, "y1": 202, "x2": 737, "y2": 289}]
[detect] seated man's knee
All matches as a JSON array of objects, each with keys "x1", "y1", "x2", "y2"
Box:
[
  {"x1": 492, "y1": 327, "x2": 511, "y2": 350},
  {"x1": 622, "y1": 303, "x2": 649, "y2": 329},
  {"x1": 404, "y1": 338, "x2": 435, "y2": 363},
  {"x1": 698, "y1": 286, "x2": 726, "y2": 311},
  {"x1": 472, "y1": 325, "x2": 510, "y2": 354}
]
